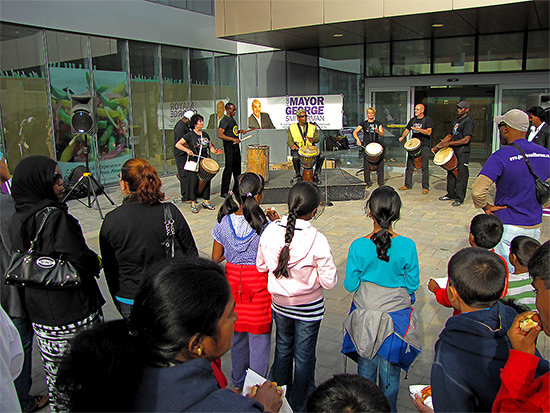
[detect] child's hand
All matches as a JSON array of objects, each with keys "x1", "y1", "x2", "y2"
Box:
[
  {"x1": 428, "y1": 279, "x2": 439, "y2": 293},
  {"x1": 413, "y1": 394, "x2": 434, "y2": 413},
  {"x1": 266, "y1": 208, "x2": 280, "y2": 221},
  {"x1": 248, "y1": 381, "x2": 283, "y2": 413},
  {"x1": 508, "y1": 311, "x2": 542, "y2": 355}
]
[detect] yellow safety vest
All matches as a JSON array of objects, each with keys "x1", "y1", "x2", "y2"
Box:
[{"x1": 289, "y1": 123, "x2": 317, "y2": 148}]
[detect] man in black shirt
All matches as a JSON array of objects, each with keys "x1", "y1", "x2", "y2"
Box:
[
  {"x1": 174, "y1": 110, "x2": 194, "y2": 201},
  {"x1": 399, "y1": 104, "x2": 433, "y2": 194},
  {"x1": 218, "y1": 103, "x2": 245, "y2": 197},
  {"x1": 433, "y1": 100, "x2": 474, "y2": 206},
  {"x1": 353, "y1": 107, "x2": 385, "y2": 187}
]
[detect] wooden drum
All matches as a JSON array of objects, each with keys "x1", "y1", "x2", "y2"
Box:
[
  {"x1": 433, "y1": 147, "x2": 458, "y2": 178},
  {"x1": 247, "y1": 145, "x2": 270, "y2": 181},
  {"x1": 197, "y1": 158, "x2": 220, "y2": 193},
  {"x1": 404, "y1": 137, "x2": 423, "y2": 169},
  {"x1": 365, "y1": 142, "x2": 383, "y2": 171},
  {"x1": 298, "y1": 145, "x2": 320, "y2": 182}
]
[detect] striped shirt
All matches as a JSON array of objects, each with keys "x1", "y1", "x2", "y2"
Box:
[
  {"x1": 506, "y1": 272, "x2": 536, "y2": 310},
  {"x1": 272, "y1": 298, "x2": 325, "y2": 322}
]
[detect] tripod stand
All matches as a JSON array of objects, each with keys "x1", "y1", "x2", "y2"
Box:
[{"x1": 62, "y1": 134, "x2": 115, "y2": 219}]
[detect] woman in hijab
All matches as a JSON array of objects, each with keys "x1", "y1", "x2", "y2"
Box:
[{"x1": 9, "y1": 155, "x2": 104, "y2": 411}]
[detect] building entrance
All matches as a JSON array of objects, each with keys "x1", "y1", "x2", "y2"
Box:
[{"x1": 415, "y1": 85, "x2": 495, "y2": 163}]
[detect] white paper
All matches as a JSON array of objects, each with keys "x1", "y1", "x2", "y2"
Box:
[
  {"x1": 243, "y1": 368, "x2": 292, "y2": 413},
  {"x1": 409, "y1": 384, "x2": 433, "y2": 410},
  {"x1": 433, "y1": 277, "x2": 448, "y2": 289}
]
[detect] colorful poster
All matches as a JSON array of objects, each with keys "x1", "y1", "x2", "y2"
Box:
[{"x1": 246, "y1": 95, "x2": 343, "y2": 130}]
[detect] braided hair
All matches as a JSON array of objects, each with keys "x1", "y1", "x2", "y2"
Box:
[
  {"x1": 367, "y1": 186, "x2": 401, "y2": 262},
  {"x1": 217, "y1": 173, "x2": 267, "y2": 235},
  {"x1": 274, "y1": 181, "x2": 321, "y2": 278}
]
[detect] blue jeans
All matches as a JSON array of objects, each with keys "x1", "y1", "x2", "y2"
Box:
[
  {"x1": 270, "y1": 312, "x2": 321, "y2": 413},
  {"x1": 12, "y1": 317, "x2": 34, "y2": 411},
  {"x1": 358, "y1": 355, "x2": 401, "y2": 413}
]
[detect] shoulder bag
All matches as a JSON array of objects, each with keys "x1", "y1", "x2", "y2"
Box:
[
  {"x1": 511, "y1": 143, "x2": 550, "y2": 205},
  {"x1": 162, "y1": 203, "x2": 175, "y2": 258},
  {"x1": 5, "y1": 207, "x2": 81, "y2": 289}
]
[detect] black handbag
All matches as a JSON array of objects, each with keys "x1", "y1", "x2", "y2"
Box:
[
  {"x1": 511, "y1": 143, "x2": 550, "y2": 205},
  {"x1": 5, "y1": 207, "x2": 81, "y2": 289}
]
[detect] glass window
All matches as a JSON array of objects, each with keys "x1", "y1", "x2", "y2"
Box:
[
  {"x1": 393, "y1": 39, "x2": 431, "y2": 76},
  {"x1": 366, "y1": 42, "x2": 390, "y2": 77},
  {"x1": 502, "y1": 88, "x2": 550, "y2": 114},
  {"x1": 46, "y1": 30, "x2": 91, "y2": 180},
  {"x1": 188, "y1": 0, "x2": 213, "y2": 15},
  {"x1": 162, "y1": 45, "x2": 190, "y2": 174},
  {"x1": 159, "y1": 0, "x2": 187, "y2": 8},
  {"x1": 129, "y1": 41, "x2": 163, "y2": 172},
  {"x1": 215, "y1": 53, "x2": 237, "y2": 131},
  {"x1": 320, "y1": 45, "x2": 363, "y2": 127},
  {"x1": 0, "y1": 23, "x2": 51, "y2": 170},
  {"x1": 287, "y1": 49, "x2": 319, "y2": 95},
  {"x1": 478, "y1": 32, "x2": 523, "y2": 72},
  {"x1": 257, "y1": 51, "x2": 287, "y2": 97},
  {"x1": 91, "y1": 36, "x2": 131, "y2": 184},
  {"x1": 526, "y1": 30, "x2": 550, "y2": 71},
  {"x1": 433, "y1": 36, "x2": 475, "y2": 74}
]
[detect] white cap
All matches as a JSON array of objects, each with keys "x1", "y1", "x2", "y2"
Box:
[
  {"x1": 183, "y1": 110, "x2": 195, "y2": 120},
  {"x1": 495, "y1": 109, "x2": 529, "y2": 132}
]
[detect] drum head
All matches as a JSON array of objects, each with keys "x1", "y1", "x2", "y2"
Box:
[
  {"x1": 433, "y1": 147, "x2": 454, "y2": 165},
  {"x1": 404, "y1": 138, "x2": 421, "y2": 151},
  {"x1": 201, "y1": 157, "x2": 220, "y2": 173},
  {"x1": 299, "y1": 145, "x2": 319, "y2": 157},
  {"x1": 366, "y1": 142, "x2": 383, "y2": 156}
]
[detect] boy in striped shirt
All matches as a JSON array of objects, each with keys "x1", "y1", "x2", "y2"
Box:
[{"x1": 505, "y1": 235, "x2": 541, "y2": 310}]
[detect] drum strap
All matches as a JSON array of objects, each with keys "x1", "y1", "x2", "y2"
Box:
[{"x1": 298, "y1": 123, "x2": 309, "y2": 146}]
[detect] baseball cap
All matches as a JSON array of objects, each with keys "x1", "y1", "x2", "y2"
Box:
[
  {"x1": 494, "y1": 109, "x2": 529, "y2": 132},
  {"x1": 183, "y1": 110, "x2": 195, "y2": 120},
  {"x1": 457, "y1": 101, "x2": 470, "y2": 109}
]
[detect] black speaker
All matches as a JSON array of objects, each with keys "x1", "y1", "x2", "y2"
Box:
[{"x1": 70, "y1": 95, "x2": 97, "y2": 134}]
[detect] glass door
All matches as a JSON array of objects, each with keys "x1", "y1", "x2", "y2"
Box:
[{"x1": 370, "y1": 89, "x2": 412, "y2": 163}]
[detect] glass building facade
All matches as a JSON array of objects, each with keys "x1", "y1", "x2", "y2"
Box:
[{"x1": 1, "y1": 19, "x2": 548, "y2": 179}]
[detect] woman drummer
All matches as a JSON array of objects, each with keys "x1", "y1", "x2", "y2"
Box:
[
  {"x1": 353, "y1": 107, "x2": 385, "y2": 188},
  {"x1": 176, "y1": 113, "x2": 222, "y2": 213}
]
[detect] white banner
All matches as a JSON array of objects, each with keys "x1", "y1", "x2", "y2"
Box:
[
  {"x1": 161, "y1": 99, "x2": 229, "y2": 130},
  {"x1": 246, "y1": 95, "x2": 343, "y2": 130}
]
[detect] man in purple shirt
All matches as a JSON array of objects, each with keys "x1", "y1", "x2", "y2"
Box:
[{"x1": 472, "y1": 109, "x2": 550, "y2": 271}]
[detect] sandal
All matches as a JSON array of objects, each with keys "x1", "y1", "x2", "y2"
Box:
[
  {"x1": 202, "y1": 202, "x2": 215, "y2": 210},
  {"x1": 24, "y1": 395, "x2": 49, "y2": 413},
  {"x1": 190, "y1": 203, "x2": 198, "y2": 213}
]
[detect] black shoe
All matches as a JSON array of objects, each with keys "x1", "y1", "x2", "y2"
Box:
[
  {"x1": 220, "y1": 192, "x2": 228, "y2": 198},
  {"x1": 313, "y1": 175, "x2": 322, "y2": 184},
  {"x1": 452, "y1": 201, "x2": 463, "y2": 206},
  {"x1": 439, "y1": 195, "x2": 453, "y2": 201}
]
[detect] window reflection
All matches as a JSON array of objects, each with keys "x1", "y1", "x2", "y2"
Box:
[
  {"x1": 393, "y1": 39, "x2": 430, "y2": 76},
  {"x1": 0, "y1": 23, "x2": 51, "y2": 169},
  {"x1": 434, "y1": 37, "x2": 475, "y2": 74},
  {"x1": 479, "y1": 32, "x2": 523, "y2": 72}
]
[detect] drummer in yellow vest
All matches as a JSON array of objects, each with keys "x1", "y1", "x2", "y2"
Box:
[{"x1": 287, "y1": 109, "x2": 324, "y2": 184}]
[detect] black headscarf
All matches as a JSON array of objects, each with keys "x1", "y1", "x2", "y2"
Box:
[{"x1": 11, "y1": 156, "x2": 67, "y2": 246}]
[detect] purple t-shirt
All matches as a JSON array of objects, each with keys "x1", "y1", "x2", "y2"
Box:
[
  {"x1": 479, "y1": 139, "x2": 550, "y2": 226},
  {"x1": 212, "y1": 214, "x2": 264, "y2": 265}
]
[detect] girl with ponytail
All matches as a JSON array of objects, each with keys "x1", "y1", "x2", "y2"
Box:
[
  {"x1": 257, "y1": 181, "x2": 338, "y2": 413},
  {"x1": 211, "y1": 172, "x2": 278, "y2": 393},
  {"x1": 99, "y1": 158, "x2": 198, "y2": 318},
  {"x1": 343, "y1": 186, "x2": 420, "y2": 412}
]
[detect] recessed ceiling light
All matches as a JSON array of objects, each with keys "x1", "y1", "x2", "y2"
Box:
[
  {"x1": 333, "y1": 33, "x2": 344, "y2": 37},
  {"x1": 432, "y1": 24, "x2": 444, "y2": 28}
]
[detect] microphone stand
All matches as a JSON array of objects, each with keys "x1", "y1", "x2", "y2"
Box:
[{"x1": 312, "y1": 122, "x2": 333, "y2": 207}]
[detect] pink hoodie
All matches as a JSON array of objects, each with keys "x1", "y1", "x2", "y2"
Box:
[{"x1": 256, "y1": 216, "x2": 338, "y2": 306}]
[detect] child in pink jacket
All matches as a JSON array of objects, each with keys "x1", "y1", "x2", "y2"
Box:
[{"x1": 257, "y1": 181, "x2": 337, "y2": 413}]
